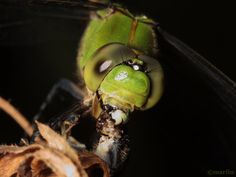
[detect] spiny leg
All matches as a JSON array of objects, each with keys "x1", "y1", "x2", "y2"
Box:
[
  {"x1": 31, "y1": 79, "x2": 90, "y2": 150},
  {"x1": 33, "y1": 79, "x2": 85, "y2": 123},
  {"x1": 47, "y1": 101, "x2": 92, "y2": 151},
  {"x1": 31, "y1": 79, "x2": 130, "y2": 171}
]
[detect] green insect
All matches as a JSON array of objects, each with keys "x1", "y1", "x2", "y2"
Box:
[
  {"x1": 1, "y1": 0, "x2": 165, "y2": 172},
  {"x1": 78, "y1": 6, "x2": 164, "y2": 125},
  {"x1": 16, "y1": 1, "x2": 165, "y2": 172},
  {"x1": 72, "y1": 4, "x2": 164, "y2": 170}
]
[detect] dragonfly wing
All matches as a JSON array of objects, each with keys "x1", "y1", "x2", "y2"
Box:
[
  {"x1": 0, "y1": 0, "x2": 107, "y2": 45},
  {"x1": 0, "y1": 0, "x2": 107, "y2": 19},
  {"x1": 157, "y1": 27, "x2": 236, "y2": 119},
  {"x1": 149, "y1": 27, "x2": 236, "y2": 174}
]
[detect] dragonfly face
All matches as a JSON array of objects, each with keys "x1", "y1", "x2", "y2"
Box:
[{"x1": 79, "y1": 7, "x2": 164, "y2": 125}]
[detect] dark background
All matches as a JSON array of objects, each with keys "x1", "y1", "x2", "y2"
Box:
[{"x1": 0, "y1": 0, "x2": 235, "y2": 177}]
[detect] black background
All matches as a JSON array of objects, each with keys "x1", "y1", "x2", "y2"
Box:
[{"x1": 0, "y1": 0, "x2": 235, "y2": 177}]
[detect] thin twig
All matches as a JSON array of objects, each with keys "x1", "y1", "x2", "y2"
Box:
[{"x1": 0, "y1": 97, "x2": 33, "y2": 136}]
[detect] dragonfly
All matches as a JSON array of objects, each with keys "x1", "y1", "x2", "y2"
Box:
[{"x1": 0, "y1": 0, "x2": 236, "y2": 176}]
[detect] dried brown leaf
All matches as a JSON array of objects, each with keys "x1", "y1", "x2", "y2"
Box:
[
  {"x1": 0, "y1": 122, "x2": 110, "y2": 177},
  {"x1": 0, "y1": 147, "x2": 84, "y2": 177},
  {"x1": 0, "y1": 144, "x2": 42, "y2": 177},
  {"x1": 36, "y1": 122, "x2": 79, "y2": 162},
  {"x1": 31, "y1": 148, "x2": 80, "y2": 177},
  {"x1": 80, "y1": 151, "x2": 110, "y2": 177}
]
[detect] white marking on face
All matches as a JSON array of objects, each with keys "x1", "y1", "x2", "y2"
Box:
[
  {"x1": 115, "y1": 71, "x2": 128, "y2": 81},
  {"x1": 99, "y1": 60, "x2": 112, "y2": 72}
]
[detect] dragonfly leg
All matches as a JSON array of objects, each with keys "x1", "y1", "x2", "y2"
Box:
[
  {"x1": 60, "y1": 114, "x2": 87, "y2": 150},
  {"x1": 67, "y1": 136, "x2": 87, "y2": 150},
  {"x1": 33, "y1": 78, "x2": 84, "y2": 122},
  {"x1": 60, "y1": 113, "x2": 80, "y2": 138},
  {"x1": 30, "y1": 79, "x2": 90, "y2": 149}
]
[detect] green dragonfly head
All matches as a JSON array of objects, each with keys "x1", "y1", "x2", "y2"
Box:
[{"x1": 84, "y1": 43, "x2": 164, "y2": 124}]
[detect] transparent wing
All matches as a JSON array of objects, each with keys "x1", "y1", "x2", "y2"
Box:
[
  {"x1": 0, "y1": 0, "x2": 107, "y2": 45},
  {"x1": 0, "y1": 0, "x2": 107, "y2": 18},
  {"x1": 157, "y1": 27, "x2": 236, "y2": 119},
  {"x1": 152, "y1": 27, "x2": 236, "y2": 174}
]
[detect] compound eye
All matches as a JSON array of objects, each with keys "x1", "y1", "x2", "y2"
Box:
[
  {"x1": 138, "y1": 55, "x2": 164, "y2": 110},
  {"x1": 84, "y1": 43, "x2": 136, "y2": 92}
]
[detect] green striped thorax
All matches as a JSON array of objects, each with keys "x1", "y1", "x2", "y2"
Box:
[{"x1": 77, "y1": 6, "x2": 164, "y2": 124}]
